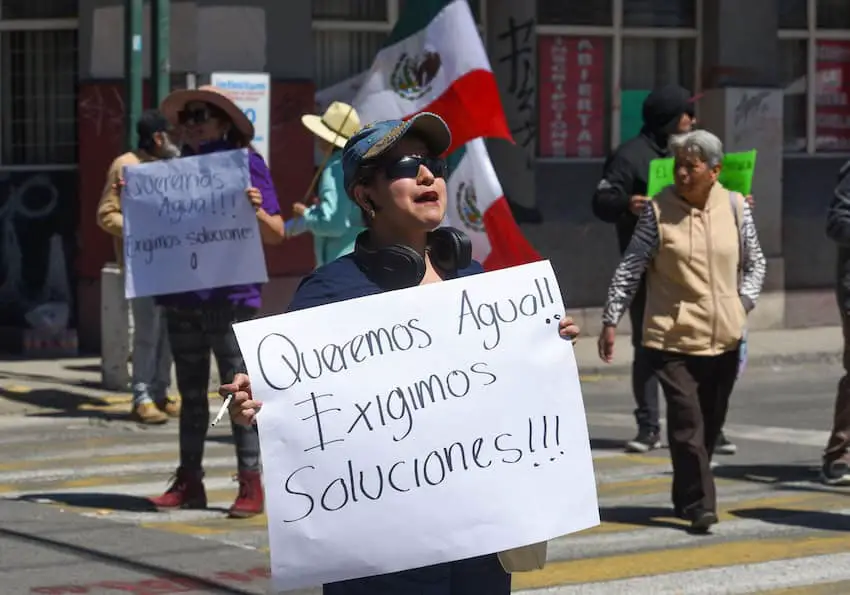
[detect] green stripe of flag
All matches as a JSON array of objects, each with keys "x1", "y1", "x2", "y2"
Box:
[
  {"x1": 383, "y1": 0, "x2": 454, "y2": 47},
  {"x1": 446, "y1": 144, "x2": 466, "y2": 177}
]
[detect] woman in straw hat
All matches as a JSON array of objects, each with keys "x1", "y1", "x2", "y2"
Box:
[
  {"x1": 149, "y1": 85, "x2": 284, "y2": 519},
  {"x1": 291, "y1": 100, "x2": 365, "y2": 268}
]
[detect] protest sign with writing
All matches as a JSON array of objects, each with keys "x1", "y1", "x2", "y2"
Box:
[
  {"x1": 233, "y1": 260, "x2": 600, "y2": 591},
  {"x1": 646, "y1": 149, "x2": 758, "y2": 197},
  {"x1": 121, "y1": 149, "x2": 268, "y2": 299}
]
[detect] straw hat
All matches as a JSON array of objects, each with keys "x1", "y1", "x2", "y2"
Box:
[
  {"x1": 160, "y1": 84, "x2": 254, "y2": 141},
  {"x1": 302, "y1": 101, "x2": 361, "y2": 149}
]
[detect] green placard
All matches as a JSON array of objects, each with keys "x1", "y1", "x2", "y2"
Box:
[
  {"x1": 646, "y1": 150, "x2": 758, "y2": 197},
  {"x1": 646, "y1": 157, "x2": 675, "y2": 197},
  {"x1": 718, "y1": 150, "x2": 757, "y2": 195}
]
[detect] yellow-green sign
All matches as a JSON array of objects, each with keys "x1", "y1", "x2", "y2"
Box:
[{"x1": 647, "y1": 149, "x2": 757, "y2": 197}]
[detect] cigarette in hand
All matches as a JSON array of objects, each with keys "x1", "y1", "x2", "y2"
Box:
[{"x1": 211, "y1": 393, "x2": 233, "y2": 428}]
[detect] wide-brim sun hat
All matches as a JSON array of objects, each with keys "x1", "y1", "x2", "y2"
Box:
[
  {"x1": 302, "y1": 101, "x2": 362, "y2": 150},
  {"x1": 160, "y1": 84, "x2": 255, "y2": 141}
]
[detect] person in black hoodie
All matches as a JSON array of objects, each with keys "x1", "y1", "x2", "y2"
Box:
[
  {"x1": 823, "y1": 160, "x2": 850, "y2": 486},
  {"x1": 591, "y1": 84, "x2": 738, "y2": 457}
]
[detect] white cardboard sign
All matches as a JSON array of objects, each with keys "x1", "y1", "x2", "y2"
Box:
[
  {"x1": 121, "y1": 149, "x2": 268, "y2": 299},
  {"x1": 233, "y1": 260, "x2": 600, "y2": 592}
]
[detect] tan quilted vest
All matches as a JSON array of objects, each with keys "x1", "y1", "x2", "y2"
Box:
[{"x1": 642, "y1": 182, "x2": 745, "y2": 355}]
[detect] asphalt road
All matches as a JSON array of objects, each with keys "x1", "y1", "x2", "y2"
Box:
[{"x1": 1, "y1": 361, "x2": 850, "y2": 594}]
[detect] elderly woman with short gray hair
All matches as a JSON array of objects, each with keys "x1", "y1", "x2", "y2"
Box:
[{"x1": 596, "y1": 129, "x2": 766, "y2": 532}]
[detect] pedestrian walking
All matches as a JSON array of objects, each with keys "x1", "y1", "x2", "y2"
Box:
[
  {"x1": 597, "y1": 130, "x2": 766, "y2": 531},
  {"x1": 96, "y1": 110, "x2": 180, "y2": 425},
  {"x1": 289, "y1": 101, "x2": 365, "y2": 268},
  {"x1": 221, "y1": 113, "x2": 581, "y2": 594},
  {"x1": 592, "y1": 84, "x2": 740, "y2": 456},
  {"x1": 148, "y1": 85, "x2": 284, "y2": 518},
  {"x1": 822, "y1": 160, "x2": 850, "y2": 485}
]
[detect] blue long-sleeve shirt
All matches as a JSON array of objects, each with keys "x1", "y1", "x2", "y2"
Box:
[{"x1": 303, "y1": 151, "x2": 364, "y2": 268}]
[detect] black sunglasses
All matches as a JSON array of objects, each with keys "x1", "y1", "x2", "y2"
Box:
[
  {"x1": 178, "y1": 107, "x2": 214, "y2": 126},
  {"x1": 380, "y1": 155, "x2": 447, "y2": 180}
]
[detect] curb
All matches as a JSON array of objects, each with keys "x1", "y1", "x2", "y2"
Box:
[{"x1": 577, "y1": 349, "x2": 843, "y2": 377}]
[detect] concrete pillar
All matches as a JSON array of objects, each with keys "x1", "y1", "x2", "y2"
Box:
[
  {"x1": 698, "y1": 0, "x2": 785, "y2": 329},
  {"x1": 485, "y1": 0, "x2": 537, "y2": 210},
  {"x1": 100, "y1": 264, "x2": 130, "y2": 390}
]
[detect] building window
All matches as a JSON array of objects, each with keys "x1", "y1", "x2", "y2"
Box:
[
  {"x1": 0, "y1": 0, "x2": 76, "y2": 19},
  {"x1": 1, "y1": 28, "x2": 77, "y2": 165},
  {"x1": 537, "y1": 0, "x2": 612, "y2": 26},
  {"x1": 782, "y1": 0, "x2": 850, "y2": 153},
  {"x1": 312, "y1": 0, "x2": 388, "y2": 21},
  {"x1": 816, "y1": 0, "x2": 850, "y2": 29},
  {"x1": 778, "y1": 0, "x2": 808, "y2": 28},
  {"x1": 313, "y1": 30, "x2": 387, "y2": 90},
  {"x1": 780, "y1": 39, "x2": 807, "y2": 152},
  {"x1": 537, "y1": 0, "x2": 698, "y2": 158},
  {"x1": 622, "y1": 0, "x2": 696, "y2": 28}
]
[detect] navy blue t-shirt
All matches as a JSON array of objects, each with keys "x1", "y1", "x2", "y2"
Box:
[{"x1": 287, "y1": 252, "x2": 485, "y2": 313}]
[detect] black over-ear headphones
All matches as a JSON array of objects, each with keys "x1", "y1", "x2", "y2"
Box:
[{"x1": 354, "y1": 227, "x2": 473, "y2": 290}]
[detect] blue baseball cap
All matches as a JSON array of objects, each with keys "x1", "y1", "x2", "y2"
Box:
[{"x1": 342, "y1": 112, "x2": 452, "y2": 193}]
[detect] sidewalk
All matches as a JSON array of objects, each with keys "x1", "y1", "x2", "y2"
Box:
[
  {"x1": 574, "y1": 325, "x2": 844, "y2": 376},
  {"x1": 0, "y1": 326, "x2": 844, "y2": 417}
]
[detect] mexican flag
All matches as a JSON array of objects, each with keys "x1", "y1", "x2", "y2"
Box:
[
  {"x1": 352, "y1": 0, "x2": 512, "y2": 154},
  {"x1": 444, "y1": 139, "x2": 541, "y2": 270}
]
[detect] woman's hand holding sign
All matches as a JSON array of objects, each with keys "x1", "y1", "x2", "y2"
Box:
[
  {"x1": 246, "y1": 187, "x2": 263, "y2": 211},
  {"x1": 558, "y1": 315, "x2": 580, "y2": 345},
  {"x1": 222, "y1": 373, "x2": 262, "y2": 427}
]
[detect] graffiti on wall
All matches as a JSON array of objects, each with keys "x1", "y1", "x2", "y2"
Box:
[
  {"x1": 730, "y1": 89, "x2": 783, "y2": 150},
  {"x1": 0, "y1": 171, "x2": 77, "y2": 328}
]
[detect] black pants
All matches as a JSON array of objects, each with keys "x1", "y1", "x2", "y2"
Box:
[
  {"x1": 165, "y1": 305, "x2": 260, "y2": 472},
  {"x1": 825, "y1": 312, "x2": 850, "y2": 463},
  {"x1": 649, "y1": 348, "x2": 739, "y2": 515},
  {"x1": 629, "y1": 278, "x2": 661, "y2": 434},
  {"x1": 323, "y1": 555, "x2": 510, "y2": 595}
]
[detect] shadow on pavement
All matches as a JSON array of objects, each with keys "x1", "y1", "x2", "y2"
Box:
[
  {"x1": 712, "y1": 463, "x2": 821, "y2": 486},
  {"x1": 590, "y1": 437, "x2": 630, "y2": 451},
  {"x1": 15, "y1": 492, "x2": 159, "y2": 513},
  {"x1": 599, "y1": 505, "x2": 686, "y2": 531},
  {"x1": 0, "y1": 526, "x2": 258, "y2": 594},
  {"x1": 63, "y1": 363, "x2": 102, "y2": 373},
  {"x1": 13, "y1": 492, "x2": 231, "y2": 514},
  {"x1": 729, "y1": 507, "x2": 850, "y2": 531},
  {"x1": 0, "y1": 369, "x2": 104, "y2": 390},
  {"x1": 0, "y1": 386, "x2": 123, "y2": 414}
]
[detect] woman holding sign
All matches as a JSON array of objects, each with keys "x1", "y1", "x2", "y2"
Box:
[
  {"x1": 597, "y1": 130, "x2": 766, "y2": 533},
  {"x1": 147, "y1": 86, "x2": 284, "y2": 518},
  {"x1": 222, "y1": 113, "x2": 581, "y2": 594}
]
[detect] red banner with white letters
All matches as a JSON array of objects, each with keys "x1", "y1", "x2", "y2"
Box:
[{"x1": 537, "y1": 35, "x2": 606, "y2": 158}]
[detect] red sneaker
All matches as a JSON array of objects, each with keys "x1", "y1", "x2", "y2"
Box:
[
  {"x1": 149, "y1": 468, "x2": 207, "y2": 510},
  {"x1": 228, "y1": 470, "x2": 264, "y2": 518}
]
